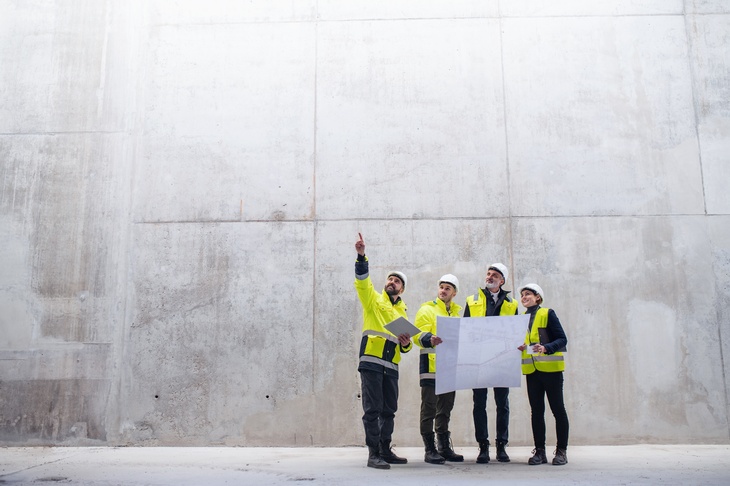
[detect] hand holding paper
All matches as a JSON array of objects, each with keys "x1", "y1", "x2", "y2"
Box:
[{"x1": 525, "y1": 344, "x2": 543, "y2": 355}]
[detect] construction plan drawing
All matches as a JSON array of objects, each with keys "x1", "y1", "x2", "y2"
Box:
[{"x1": 435, "y1": 315, "x2": 529, "y2": 395}]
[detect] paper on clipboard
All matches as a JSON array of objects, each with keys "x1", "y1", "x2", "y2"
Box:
[{"x1": 384, "y1": 317, "x2": 420, "y2": 337}]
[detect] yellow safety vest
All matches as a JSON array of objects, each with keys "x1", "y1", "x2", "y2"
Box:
[
  {"x1": 521, "y1": 307, "x2": 565, "y2": 374},
  {"x1": 465, "y1": 289, "x2": 518, "y2": 317}
]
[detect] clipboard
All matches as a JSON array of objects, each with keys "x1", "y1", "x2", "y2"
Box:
[
  {"x1": 538, "y1": 328, "x2": 567, "y2": 352},
  {"x1": 384, "y1": 317, "x2": 420, "y2": 337}
]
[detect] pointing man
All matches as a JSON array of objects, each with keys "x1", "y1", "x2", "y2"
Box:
[{"x1": 354, "y1": 233, "x2": 412, "y2": 469}]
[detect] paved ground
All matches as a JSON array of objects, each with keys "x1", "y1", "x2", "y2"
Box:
[{"x1": 1, "y1": 445, "x2": 729, "y2": 485}]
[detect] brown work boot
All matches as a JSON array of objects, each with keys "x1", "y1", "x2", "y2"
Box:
[
  {"x1": 528, "y1": 448, "x2": 548, "y2": 465},
  {"x1": 552, "y1": 448, "x2": 568, "y2": 466}
]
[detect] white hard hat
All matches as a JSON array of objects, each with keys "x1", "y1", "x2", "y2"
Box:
[
  {"x1": 489, "y1": 263, "x2": 508, "y2": 282},
  {"x1": 520, "y1": 283, "x2": 545, "y2": 301},
  {"x1": 387, "y1": 271, "x2": 407, "y2": 290},
  {"x1": 439, "y1": 274, "x2": 459, "y2": 291}
]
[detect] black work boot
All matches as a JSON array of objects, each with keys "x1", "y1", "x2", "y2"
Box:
[
  {"x1": 476, "y1": 440, "x2": 490, "y2": 464},
  {"x1": 422, "y1": 433, "x2": 445, "y2": 464},
  {"x1": 496, "y1": 441, "x2": 510, "y2": 462},
  {"x1": 437, "y1": 432, "x2": 464, "y2": 462},
  {"x1": 367, "y1": 446, "x2": 390, "y2": 469},
  {"x1": 528, "y1": 448, "x2": 548, "y2": 465},
  {"x1": 552, "y1": 448, "x2": 568, "y2": 466},
  {"x1": 379, "y1": 440, "x2": 408, "y2": 464}
]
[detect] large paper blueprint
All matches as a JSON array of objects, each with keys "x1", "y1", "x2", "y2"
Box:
[{"x1": 435, "y1": 315, "x2": 529, "y2": 395}]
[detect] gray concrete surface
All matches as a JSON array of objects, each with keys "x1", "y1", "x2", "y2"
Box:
[
  {"x1": 2, "y1": 446, "x2": 730, "y2": 485},
  {"x1": 1, "y1": 1, "x2": 730, "y2": 447}
]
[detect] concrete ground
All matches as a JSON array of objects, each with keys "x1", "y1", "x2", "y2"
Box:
[{"x1": 1, "y1": 445, "x2": 729, "y2": 485}]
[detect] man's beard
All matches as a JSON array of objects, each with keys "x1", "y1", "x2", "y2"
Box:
[
  {"x1": 485, "y1": 281, "x2": 500, "y2": 291},
  {"x1": 385, "y1": 285, "x2": 399, "y2": 297}
]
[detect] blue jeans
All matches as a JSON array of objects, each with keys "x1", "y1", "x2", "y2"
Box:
[{"x1": 472, "y1": 387, "x2": 509, "y2": 444}]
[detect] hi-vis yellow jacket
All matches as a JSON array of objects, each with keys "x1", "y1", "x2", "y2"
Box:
[
  {"x1": 521, "y1": 307, "x2": 565, "y2": 374},
  {"x1": 414, "y1": 299, "x2": 462, "y2": 386},
  {"x1": 355, "y1": 274, "x2": 411, "y2": 377}
]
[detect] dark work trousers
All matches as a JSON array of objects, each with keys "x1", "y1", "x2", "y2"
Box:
[
  {"x1": 526, "y1": 370, "x2": 569, "y2": 450},
  {"x1": 420, "y1": 385, "x2": 456, "y2": 436},
  {"x1": 360, "y1": 369, "x2": 399, "y2": 448},
  {"x1": 472, "y1": 387, "x2": 510, "y2": 444}
]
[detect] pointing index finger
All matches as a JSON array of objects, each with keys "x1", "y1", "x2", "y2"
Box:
[{"x1": 358, "y1": 232, "x2": 363, "y2": 241}]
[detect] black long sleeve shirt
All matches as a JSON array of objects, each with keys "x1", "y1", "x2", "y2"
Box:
[{"x1": 525, "y1": 305, "x2": 568, "y2": 355}]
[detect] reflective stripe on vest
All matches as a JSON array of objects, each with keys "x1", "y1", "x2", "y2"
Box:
[
  {"x1": 521, "y1": 307, "x2": 565, "y2": 374},
  {"x1": 522, "y1": 355, "x2": 564, "y2": 364},
  {"x1": 362, "y1": 329, "x2": 399, "y2": 344},
  {"x1": 420, "y1": 348, "x2": 435, "y2": 355},
  {"x1": 360, "y1": 355, "x2": 399, "y2": 370},
  {"x1": 420, "y1": 372, "x2": 434, "y2": 380}
]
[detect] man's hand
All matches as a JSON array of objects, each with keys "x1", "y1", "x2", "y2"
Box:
[
  {"x1": 355, "y1": 232, "x2": 366, "y2": 256},
  {"x1": 430, "y1": 336, "x2": 443, "y2": 346},
  {"x1": 397, "y1": 333, "x2": 411, "y2": 346}
]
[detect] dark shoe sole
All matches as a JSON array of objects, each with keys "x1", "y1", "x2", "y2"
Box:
[
  {"x1": 383, "y1": 458, "x2": 408, "y2": 464},
  {"x1": 528, "y1": 459, "x2": 548, "y2": 465},
  {"x1": 498, "y1": 457, "x2": 511, "y2": 463},
  {"x1": 425, "y1": 459, "x2": 446, "y2": 464},
  {"x1": 476, "y1": 458, "x2": 490, "y2": 464},
  {"x1": 367, "y1": 462, "x2": 391, "y2": 469}
]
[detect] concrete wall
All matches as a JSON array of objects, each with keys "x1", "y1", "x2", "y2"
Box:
[{"x1": 1, "y1": 0, "x2": 729, "y2": 446}]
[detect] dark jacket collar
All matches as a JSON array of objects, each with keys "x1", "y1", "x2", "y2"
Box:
[{"x1": 481, "y1": 287, "x2": 512, "y2": 300}]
